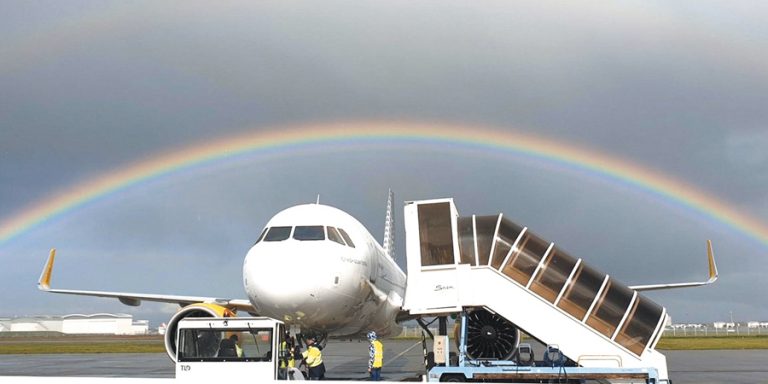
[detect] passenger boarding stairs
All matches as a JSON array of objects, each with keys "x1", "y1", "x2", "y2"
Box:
[{"x1": 402, "y1": 199, "x2": 669, "y2": 381}]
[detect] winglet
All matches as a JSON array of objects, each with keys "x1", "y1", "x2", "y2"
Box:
[
  {"x1": 38, "y1": 248, "x2": 56, "y2": 291},
  {"x1": 706, "y1": 239, "x2": 718, "y2": 283},
  {"x1": 628, "y1": 240, "x2": 719, "y2": 292}
]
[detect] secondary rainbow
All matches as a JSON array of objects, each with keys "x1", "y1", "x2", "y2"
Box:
[{"x1": 2, "y1": 121, "x2": 767, "y2": 248}]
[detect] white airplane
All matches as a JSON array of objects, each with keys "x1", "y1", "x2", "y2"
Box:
[
  {"x1": 39, "y1": 191, "x2": 406, "y2": 360},
  {"x1": 37, "y1": 191, "x2": 717, "y2": 361}
]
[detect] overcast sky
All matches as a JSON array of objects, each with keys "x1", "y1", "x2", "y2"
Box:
[{"x1": 2, "y1": 1, "x2": 768, "y2": 326}]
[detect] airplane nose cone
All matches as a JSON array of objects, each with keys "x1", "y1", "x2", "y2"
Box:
[{"x1": 243, "y1": 244, "x2": 328, "y2": 322}]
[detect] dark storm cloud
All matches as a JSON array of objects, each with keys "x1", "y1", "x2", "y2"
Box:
[
  {"x1": 3, "y1": 1, "x2": 767, "y2": 201},
  {"x1": 1, "y1": 1, "x2": 767, "y2": 324}
]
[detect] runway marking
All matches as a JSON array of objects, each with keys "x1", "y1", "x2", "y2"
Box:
[{"x1": 389, "y1": 341, "x2": 422, "y2": 363}]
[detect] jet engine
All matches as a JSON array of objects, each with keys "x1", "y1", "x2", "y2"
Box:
[
  {"x1": 164, "y1": 303, "x2": 235, "y2": 361},
  {"x1": 464, "y1": 309, "x2": 521, "y2": 360}
]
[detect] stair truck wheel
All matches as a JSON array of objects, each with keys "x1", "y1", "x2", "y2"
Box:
[{"x1": 440, "y1": 373, "x2": 466, "y2": 382}]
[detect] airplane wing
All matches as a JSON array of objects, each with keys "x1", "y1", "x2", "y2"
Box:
[
  {"x1": 38, "y1": 249, "x2": 257, "y2": 314},
  {"x1": 628, "y1": 240, "x2": 718, "y2": 292}
]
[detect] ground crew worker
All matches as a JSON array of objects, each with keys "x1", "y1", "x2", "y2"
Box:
[
  {"x1": 301, "y1": 336, "x2": 325, "y2": 380},
  {"x1": 280, "y1": 335, "x2": 296, "y2": 369},
  {"x1": 230, "y1": 334, "x2": 243, "y2": 357},
  {"x1": 367, "y1": 331, "x2": 383, "y2": 381}
]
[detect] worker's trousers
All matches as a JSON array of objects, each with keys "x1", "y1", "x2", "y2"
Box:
[{"x1": 370, "y1": 367, "x2": 381, "y2": 381}]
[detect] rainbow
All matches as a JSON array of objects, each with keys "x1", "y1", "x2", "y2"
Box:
[{"x1": 2, "y1": 121, "x2": 767, "y2": 248}]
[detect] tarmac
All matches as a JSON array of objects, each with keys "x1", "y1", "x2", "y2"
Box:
[{"x1": 1, "y1": 339, "x2": 767, "y2": 383}]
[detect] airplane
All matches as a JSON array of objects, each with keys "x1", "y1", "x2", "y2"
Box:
[
  {"x1": 38, "y1": 191, "x2": 407, "y2": 360},
  {"x1": 37, "y1": 190, "x2": 718, "y2": 361}
]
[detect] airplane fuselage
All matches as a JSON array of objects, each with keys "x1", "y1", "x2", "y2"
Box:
[{"x1": 243, "y1": 204, "x2": 406, "y2": 337}]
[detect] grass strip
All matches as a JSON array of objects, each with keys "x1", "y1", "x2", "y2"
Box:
[
  {"x1": 0, "y1": 342, "x2": 166, "y2": 354},
  {"x1": 2, "y1": 336, "x2": 767, "y2": 354},
  {"x1": 656, "y1": 336, "x2": 768, "y2": 350}
]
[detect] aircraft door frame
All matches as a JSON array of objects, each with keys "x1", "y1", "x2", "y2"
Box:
[{"x1": 403, "y1": 199, "x2": 462, "y2": 314}]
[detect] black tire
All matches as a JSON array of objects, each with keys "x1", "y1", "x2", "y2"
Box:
[{"x1": 440, "y1": 374, "x2": 466, "y2": 382}]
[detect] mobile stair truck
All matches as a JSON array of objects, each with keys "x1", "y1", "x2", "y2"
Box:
[{"x1": 401, "y1": 198, "x2": 672, "y2": 383}]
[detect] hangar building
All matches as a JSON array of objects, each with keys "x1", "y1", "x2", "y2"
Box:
[{"x1": 0, "y1": 313, "x2": 149, "y2": 335}]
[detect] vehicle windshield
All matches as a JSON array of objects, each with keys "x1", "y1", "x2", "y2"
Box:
[{"x1": 177, "y1": 328, "x2": 273, "y2": 362}]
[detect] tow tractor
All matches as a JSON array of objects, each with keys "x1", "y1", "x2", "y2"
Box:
[{"x1": 174, "y1": 316, "x2": 304, "y2": 381}]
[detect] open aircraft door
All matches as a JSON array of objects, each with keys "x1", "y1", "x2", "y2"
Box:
[{"x1": 403, "y1": 199, "x2": 463, "y2": 314}]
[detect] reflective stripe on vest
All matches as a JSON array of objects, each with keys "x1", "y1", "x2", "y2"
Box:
[{"x1": 372, "y1": 340, "x2": 383, "y2": 368}]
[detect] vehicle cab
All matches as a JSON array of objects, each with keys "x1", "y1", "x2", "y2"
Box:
[{"x1": 175, "y1": 317, "x2": 296, "y2": 381}]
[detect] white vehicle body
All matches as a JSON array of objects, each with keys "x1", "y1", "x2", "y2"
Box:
[{"x1": 175, "y1": 317, "x2": 286, "y2": 381}]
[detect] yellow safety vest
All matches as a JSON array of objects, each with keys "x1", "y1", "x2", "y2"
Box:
[
  {"x1": 280, "y1": 341, "x2": 295, "y2": 368},
  {"x1": 372, "y1": 340, "x2": 383, "y2": 368},
  {"x1": 302, "y1": 345, "x2": 323, "y2": 368}
]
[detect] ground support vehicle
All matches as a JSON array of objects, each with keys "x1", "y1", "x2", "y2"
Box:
[{"x1": 175, "y1": 317, "x2": 304, "y2": 381}]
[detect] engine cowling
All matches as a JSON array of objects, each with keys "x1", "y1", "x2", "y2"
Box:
[
  {"x1": 164, "y1": 303, "x2": 235, "y2": 362},
  {"x1": 464, "y1": 309, "x2": 520, "y2": 360}
]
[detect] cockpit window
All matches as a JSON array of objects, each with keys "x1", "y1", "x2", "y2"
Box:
[
  {"x1": 254, "y1": 227, "x2": 268, "y2": 244},
  {"x1": 293, "y1": 226, "x2": 325, "y2": 241},
  {"x1": 264, "y1": 226, "x2": 292, "y2": 242},
  {"x1": 327, "y1": 227, "x2": 345, "y2": 245},
  {"x1": 338, "y1": 228, "x2": 355, "y2": 248}
]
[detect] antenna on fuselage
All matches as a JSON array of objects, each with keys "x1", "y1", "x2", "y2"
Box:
[
  {"x1": 383, "y1": 189, "x2": 395, "y2": 260},
  {"x1": 316, "y1": 194, "x2": 320, "y2": 204}
]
